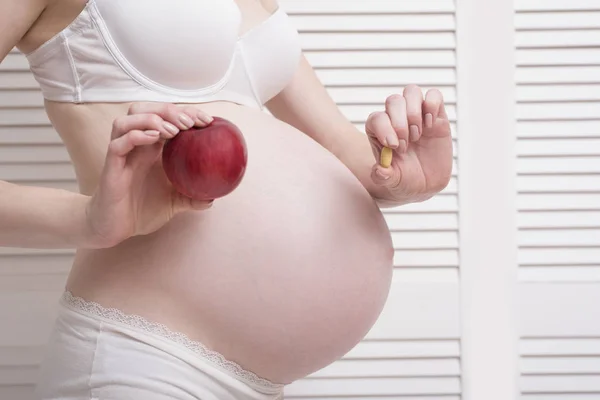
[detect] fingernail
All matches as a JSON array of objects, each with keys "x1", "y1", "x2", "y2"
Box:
[
  {"x1": 376, "y1": 169, "x2": 390, "y2": 180},
  {"x1": 425, "y1": 113, "x2": 433, "y2": 128},
  {"x1": 163, "y1": 121, "x2": 179, "y2": 135},
  {"x1": 198, "y1": 113, "x2": 213, "y2": 124},
  {"x1": 385, "y1": 134, "x2": 399, "y2": 148},
  {"x1": 179, "y1": 114, "x2": 194, "y2": 128},
  {"x1": 409, "y1": 125, "x2": 420, "y2": 142},
  {"x1": 399, "y1": 139, "x2": 408, "y2": 153},
  {"x1": 145, "y1": 130, "x2": 160, "y2": 136}
]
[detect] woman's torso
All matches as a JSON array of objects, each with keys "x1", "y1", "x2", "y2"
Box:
[{"x1": 20, "y1": 0, "x2": 394, "y2": 383}]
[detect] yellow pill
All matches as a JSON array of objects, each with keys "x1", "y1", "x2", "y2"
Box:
[{"x1": 380, "y1": 146, "x2": 393, "y2": 168}]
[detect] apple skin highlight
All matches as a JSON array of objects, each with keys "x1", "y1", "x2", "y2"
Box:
[{"x1": 162, "y1": 116, "x2": 248, "y2": 201}]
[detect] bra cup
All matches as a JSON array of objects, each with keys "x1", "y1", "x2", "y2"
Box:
[
  {"x1": 25, "y1": 0, "x2": 302, "y2": 106},
  {"x1": 95, "y1": 0, "x2": 241, "y2": 90}
]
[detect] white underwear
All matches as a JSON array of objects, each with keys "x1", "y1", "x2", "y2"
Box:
[{"x1": 34, "y1": 292, "x2": 284, "y2": 400}]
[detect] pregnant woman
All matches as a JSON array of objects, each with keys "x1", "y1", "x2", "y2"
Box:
[{"x1": 1, "y1": 0, "x2": 453, "y2": 399}]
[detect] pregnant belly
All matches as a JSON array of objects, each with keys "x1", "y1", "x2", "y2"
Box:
[{"x1": 69, "y1": 104, "x2": 394, "y2": 383}]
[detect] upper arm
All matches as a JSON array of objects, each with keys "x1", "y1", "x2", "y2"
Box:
[
  {"x1": 0, "y1": 0, "x2": 47, "y2": 62},
  {"x1": 266, "y1": 54, "x2": 378, "y2": 192},
  {"x1": 266, "y1": 55, "x2": 367, "y2": 160}
]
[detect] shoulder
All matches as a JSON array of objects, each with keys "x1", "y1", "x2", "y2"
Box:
[
  {"x1": 2, "y1": 0, "x2": 50, "y2": 55},
  {"x1": 258, "y1": 0, "x2": 279, "y2": 13}
]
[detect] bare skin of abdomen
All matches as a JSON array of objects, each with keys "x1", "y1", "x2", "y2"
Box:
[{"x1": 51, "y1": 100, "x2": 394, "y2": 384}]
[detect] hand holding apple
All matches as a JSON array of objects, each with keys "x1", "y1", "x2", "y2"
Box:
[{"x1": 84, "y1": 103, "x2": 216, "y2": 248}]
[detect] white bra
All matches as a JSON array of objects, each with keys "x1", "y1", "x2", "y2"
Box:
[{"x1": 25, "y1": 0, "x2": 302, "y2": 108}]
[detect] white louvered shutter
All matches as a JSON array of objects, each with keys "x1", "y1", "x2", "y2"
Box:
[
  {"x1": 0, "y1": 41, "x2": 78, "y2": 399},
  {"x1": 515, "y1": 0, "x2": 600, "y2": 398},
  {"x1": 280, "y1": 1, "x2": 461, "y2": 399}
]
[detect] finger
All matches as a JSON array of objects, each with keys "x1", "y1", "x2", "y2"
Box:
[
  {"x1": 172, "y1": 193, "x2": 214, "y2": 214},
  {"x1": 423, "y1": 89, "x2": 446, "y2": 129},
  {"x1": 385, "y1": 94, "x2": 409, "y2": 153},
  {"x1": 403, "y1": 85, "x2": 424, "y2": 142},
  {"x1": 179, "y1": 106, "x2": 214, "y2": 127},
  {"x1": 365, "y1": 111, "x2": 398, "y2": 149},
  {"x1": 371, "y1": 163, "x2": 401, "y2": 189},
  {"x1": 112, "y1": 114, "x2": 180, "y2": 140},
  {"x1": 108, "y1": 129, "x2": 161, "y2": 158},
  {"x1": 128, "y1": 102, "x2": 196, "y2": 130}
]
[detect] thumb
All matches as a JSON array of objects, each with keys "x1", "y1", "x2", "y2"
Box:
[
  {"x1": 371, "y1": 163, "x2": 402, "y2": 189},
  {"x1": 172, "y1": 192, "x2": 214, "y2": 214}
]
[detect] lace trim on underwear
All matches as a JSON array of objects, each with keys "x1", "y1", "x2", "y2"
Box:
[{"x1": 61, "y1": 291, "x2": 284, "y2": 392}]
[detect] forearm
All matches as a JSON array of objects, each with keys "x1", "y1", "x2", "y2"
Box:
[{"x1": 0, "y1": 181, "x2": 93, "y2": 249}]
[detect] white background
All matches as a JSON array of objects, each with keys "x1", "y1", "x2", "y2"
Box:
[{"x1": 0, "y1": 0, "x2": 599, "y2": 399}]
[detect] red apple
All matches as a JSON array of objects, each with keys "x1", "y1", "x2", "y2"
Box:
[{"x1": 162, "y1": 116, "x2": 248, "y2": 201}]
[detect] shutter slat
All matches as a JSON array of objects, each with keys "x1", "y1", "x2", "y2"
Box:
[
  {"x1": 519, "y1": 229, "x2": 600, "y2": 246},
  {"x1": 0, "y1": 274, "x2": 67, "y2": 292},
  {"x1": 0, "y1": 109, "x2": 50, "y2": 126},
  {"x1": 521, "y1": 375, "x2": 600, "y2": 393},
  {"x1": 317, "y1": 69, "x2": 456, "y2": 87},
  {"x1": 520, "y1": 248, "x2": 600, "y2": 265},
  {"x1": 14, "y1": 180, "x2": 79, "y2": 192},
  {"x1": 522, "y1": 339, "x2": 600, "y2": 355},
  {"x1": 394, "y1": 250, "x2": 459, "y2": 268},
  {"x1": 516, "y1": 0, "x2": 600, "y2": 12},
  {"x1": 517, "y1": 120, "x2": 600, "y2": 138},
  {"x1": 517, "y1": 138, "x2": 600, "y2": 156},
  {"x1": 326, "y1": 85, "x2": 456, "y2": 103},
  {"x1": 386, "y1": 213, "x2": 458, "y2": 231},
  {"x1": 310, "y1": 358, "x2": 460, "y2": 378},
  {"x1": 520, "y1": 267, "x2": 600, "y2": 283},
  {"x1": 0, "y1": 145, "x2": 70, "y2": 163},
  {"x1": 519, "y1": 193, "x2": 600, "y2": 210},
  {"x1": 307, "y1": 51, "x2": 457, "y2": 68},
  {"x1": 285, "y1": 377, "x2": 461, "y2": 397},
  {"x1": 0, "y1": 163, "x2": 75, "y2": 181},
  {"x1": 300, "y1": 33, "x2": 456, "y2": 50},
  {"x1": 0, "y1": 255, "x2": 73, "y2": 276},
  {"x1": 517, "y1": 157, "x2": 600, "y2": 174},
  {"x1": 0, "y1": 90, "x2": 44, "y2": 107},
  {"x1": 517, "y1": 66, "x2": 600, "y2": 84},
  {"x1": 0, "y1": 72, "x2": 39, "y2": 89},
  {"x1": 522, "y1": 356, "x2": 600, "y2": 374},
  {"x1": 391, "y1": 231, "x2": 458, "y2": 250},
  {"x1": 517, "y1": 30, "x2": 600, "y2": 48},
  {"x1": 524, "y1": 396, "x2": 600, "y2": 400},
  {"x1": 340, "y1": 103, "x2": 457, "y2": 122},
  {"x1": 517, "y1": 49, "x2": 600, "y2": 67},
  {"x1": 517, "y1": 175, "x2": 600, "y2": 192},
  {"x1": 285, "y1": 397, "x2": 459, "y2": 400},
  {"x1": 517, "y1": 84, "x2": 600, "y2": 102},
  {"x1": 394, "y1": 268, "x2": 458, "y2": 283},
  {"x1": 348, "y1": 340, "x2": 460, "y2": 358},
  {"x1": 291, "y1": 14, "x2": 455, "y2": 31},
  {"x1": 519, "y1": 211, "x2": 600, "y2": 228},
  {"x1": 0, "y1": 53, "x2": 30, "y2": 71},
  {"x1": 515, "y1": 12, "x2": 600, "y2": 29},
  {"x1": 0, "y1": 386, "x2": 34, "y2": 400},
  {"x1": 517, "y1": 102, "x2": 600, "y2": 120},
  {"x1": 0, "y1": 126, "x2": 60, "y2": 144},
  {"x1": 280, "y1": 0, "x2": 455, "y2": 14}
]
